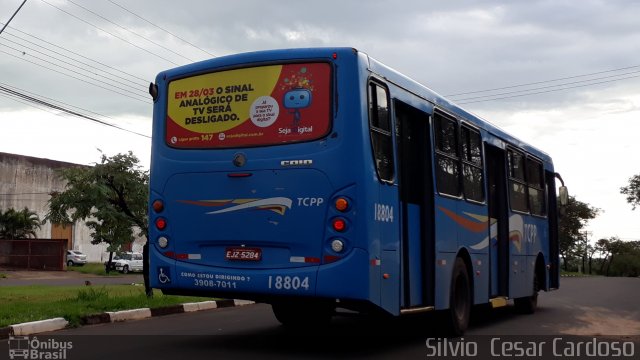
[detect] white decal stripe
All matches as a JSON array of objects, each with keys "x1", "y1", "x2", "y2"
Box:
[
  {"x1": 470, "y1": 222, "x2": 497, "y2": 250},
  {"x1": 206, "y1": 197, "x2": 293, "y2": 215}
]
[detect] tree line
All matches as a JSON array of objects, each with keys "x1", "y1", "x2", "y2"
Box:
[{"x1": 558, "y1": 178, "x2": 640, "y2": 276}]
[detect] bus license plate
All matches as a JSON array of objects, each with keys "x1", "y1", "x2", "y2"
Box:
[{"x1": 225, "y1": 247, "x2": 262, "y2": 261}]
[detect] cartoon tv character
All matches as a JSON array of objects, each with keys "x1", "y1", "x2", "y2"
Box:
[{"x1": 283, "y1": 88, "x2": 312, "y2": 126}]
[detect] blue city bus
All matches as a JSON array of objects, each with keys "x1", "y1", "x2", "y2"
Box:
[{"x1": 148, "y1": 47, "x2": 567, "y2": 334}]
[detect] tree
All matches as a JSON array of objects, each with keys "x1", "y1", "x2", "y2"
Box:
[
  {"x1": 558, "y1": 196, "x2": 600, "y2": 271},
  {"x1": 0, "y1": 207, "x2": 41, "y2": 239},
  {"x1": 621, "y1": 174, "x2": 640, "y2": 209},
  {"x1": 619, "y1": 174, "x2": 640, "y2": 276},
  {"x1": 596, "y1": 238, "x2": 612, "y2": 274},
  {"x1": 599, "y1": 238, "x2": 640, "y2": 277},
  {"x1": 45, "y1": 151, "x2": 151, "y2": 296}
]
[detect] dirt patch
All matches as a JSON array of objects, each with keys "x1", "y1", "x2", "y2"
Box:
[
  {"x1": 0, "y1": 269, "x2": 87, "y2": 280},
  {"x1": 560, "y1": 306, "x2": 640, "y2": 335}
]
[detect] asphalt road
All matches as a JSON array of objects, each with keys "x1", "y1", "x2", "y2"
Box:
[{"x1": 2, "y1": 277, "x2": 639, "y2": 359}]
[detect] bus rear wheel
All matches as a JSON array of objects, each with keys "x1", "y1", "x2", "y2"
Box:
[
  {"x1": 445, "y1": 257, "x2": 471, "y2": 336},
  {"x1": 271, "y1": 300, "x2": 334, "y2": 328}
]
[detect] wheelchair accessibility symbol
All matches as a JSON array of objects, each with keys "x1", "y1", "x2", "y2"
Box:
[{"x1": 158, "y1": 267, "x2": 171, "y2": 284}]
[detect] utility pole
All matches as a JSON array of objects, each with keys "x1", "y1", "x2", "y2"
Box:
[
  {"x1": 582, "y1": 230, "x2": 592, "y2": 274},
  {"x1": 0, "y1": 0, "x2": 28, "y2": 36}
]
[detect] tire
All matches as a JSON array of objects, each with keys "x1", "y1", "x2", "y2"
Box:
[
  {"x1": 446, "y1": 257, "x2": 472, "y2": 336},
  {"x1": 271, "y1": 301, "x2": 334, "y2": 328},
  {"x1": 67, "y1": 260, "x2": 74, "y2": 267},
  {"x1": 122, "y1": 265, "x2": 129, "y2": 274},
  {"x1": 515, "y1": 273, "x2": 539, "y2": 314}
]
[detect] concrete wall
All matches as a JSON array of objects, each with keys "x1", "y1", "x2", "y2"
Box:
[{"x1": 0, "y1": 152, "x2": 144, "y2": 263}]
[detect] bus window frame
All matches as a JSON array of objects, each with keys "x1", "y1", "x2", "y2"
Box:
[
  {"x1": 507, "y1": 147, "x2": 529, "y2": 214},
  {"x1": 526, "y1": 156, "x2": 547, "y2": 218},
  {"x1": 460, "y1": 122, "x2": 486, "y2": 205},
  {"x1": 367, "y1": 78, "x2": 395, "y2": 184},
  {"x1": 433, "y1": 110, "x2": 462, "y2": 199},
  {"x1": 506, "y1": 146, "x2": 548, "y2": 218}
]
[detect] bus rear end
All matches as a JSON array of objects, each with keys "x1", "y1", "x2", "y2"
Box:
[{"x1": 149, "y1": 49, "x2": 371, "y2": 323}]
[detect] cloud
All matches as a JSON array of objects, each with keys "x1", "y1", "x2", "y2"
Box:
[{"x1": 1, "y1": 0, "x2": 640, "y2": 240}]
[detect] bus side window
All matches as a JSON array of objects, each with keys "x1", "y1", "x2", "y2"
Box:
[
  {"x1": 461, "y1": 126, "x2": 484, "y2": 202},
  {"x1": 527, "y1": 158, "x2": 546, "y2": 216},
  {"x1": 507, "y1": 149, "x2": 528, "y2": 212},
  {"x1": 434, "y1": 113, "x2": 461, "y2": 196},
  {"x1": 368, "y1": 83, "x2": 394, "y2": 182}
]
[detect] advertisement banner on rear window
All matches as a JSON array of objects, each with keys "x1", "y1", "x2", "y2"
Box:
[{"x1": 166, "y1": 63, "x2": 331, "y2": 148}]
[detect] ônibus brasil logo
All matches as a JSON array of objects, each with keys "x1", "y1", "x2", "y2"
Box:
[{"x1": 8, "y1": 336, "x2": 73, "y2": 360}]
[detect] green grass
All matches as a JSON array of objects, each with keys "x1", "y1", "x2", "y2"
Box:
[{"x1": 0, "y1": 284, "x2": 211, "y2": 327}]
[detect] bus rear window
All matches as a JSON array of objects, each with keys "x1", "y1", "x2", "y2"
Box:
[{"x1": 165, "y1": 63, "x2": 332, "y2": 148}]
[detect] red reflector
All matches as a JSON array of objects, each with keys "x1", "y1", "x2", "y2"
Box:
[
  {"x1": 332, "y1": 218, "x2": 346, "y2": 232},
  {"x1": 227, "y1": 173, "x2": 252, "y2": 178},
  {"x1": 155, "y1": 218, "x2": 167, "y2": 230},
  {"x1": 163, "y1": 251, "x2": 188, "y2": 260},
  {"x1": 305, "y1": 257, "x2": 321, "y2": 263},
  {"x1": 152, "y1": 200, "x2": 164, "y2": 213},
  {"x1": 332, "y1": 52, "x2": 338, "y2": 59},
  {"x1": 324, "y1": 255, "x2": 340, "y2": 263}
]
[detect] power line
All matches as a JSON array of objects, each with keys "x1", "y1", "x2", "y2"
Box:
[
  {"x1": 447, "y1": 64, "x2": 640, "y2": 97},
  {"x1": 0, "y1": 90, "x2": 147, "y2": 143},
  {"x1": 66, "y1": 0, "x2": 195, "y2": 63},
  {"x1": 0, "y1": 81, "x2": 122, "y2": 122},
  {"x1": 455, "y1": 69, "x2": 640, "y2": 103},
  {"x1": 0, "y1": 24, "x2": 148, "y2": 84},
  {"x1": 0, "y1": 0, "x2": 27, "y2": 35},
  {"x1": 39, "y1": 0, "x2": 180, "y2": 66},
  {"x1": 0, "y1": 91, "x2": 62, "y2": 116},
  {"x1": 2, "y1": 30, "x2": 147, "y2": 89},
  {"x1": 106, "y1": 0, "x2": 216, "y2": 58},
  {"x1": 457, "y1": 73, "x2": 640, "y2": 105},
  {"x1": 0, "y1": 85, "x2": 150, "y2": 138},
  {"x1": 0, "y1": 38, "x2": 146, "y2": 95},
  {"x1": 0, "y1": 48, "x2": 150, "y2": 103}
]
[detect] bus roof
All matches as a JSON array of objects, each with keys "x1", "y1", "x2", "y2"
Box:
[{"x1": 156, "y1": 47, "x2": 552, "y2": 164}]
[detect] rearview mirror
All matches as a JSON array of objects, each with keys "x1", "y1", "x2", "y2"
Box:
[{"x1": 558, "y1": 186, "x2": 569, "y2": 206}]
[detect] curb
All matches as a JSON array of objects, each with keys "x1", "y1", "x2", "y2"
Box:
[{"x1": 0, "y1": 299, "x2": 255, "y2": 339}]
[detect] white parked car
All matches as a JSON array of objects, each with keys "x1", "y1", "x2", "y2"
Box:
[
  {"x1": 111, "y1": 252, "x2": 143, "y2": 274},
  {"x1": 66, "y1": 250, "x2": 87, "y2": 267}
]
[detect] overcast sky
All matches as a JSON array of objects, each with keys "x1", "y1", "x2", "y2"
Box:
[{"x1": 1, "y1": 0, "x2": 640, "y2": 242}]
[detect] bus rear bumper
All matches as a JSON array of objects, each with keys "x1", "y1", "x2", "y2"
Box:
[{"x1": 150, "y1": 247, "x2": 371, "y2": 303}]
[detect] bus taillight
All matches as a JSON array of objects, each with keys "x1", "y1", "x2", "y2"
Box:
[
  {"x1": 152, "y1": 200, "x2": 164, "y2": 213},
  {"x1": 155, "y1": 217, "x2": 167, "y2": 231},
  {"x1": 332, "y1": 218, "x2": 346, "y2": 232}
]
